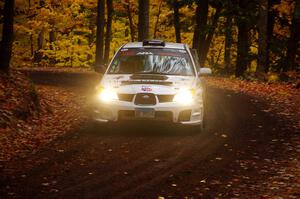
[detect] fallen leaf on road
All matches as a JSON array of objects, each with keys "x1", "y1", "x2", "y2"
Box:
[
  {"x1": 50, "y1": 189, "x2": 59, "y2": 193},
  {"x1": 41, "y1": 182, "x2": 50, "y2": 186}
]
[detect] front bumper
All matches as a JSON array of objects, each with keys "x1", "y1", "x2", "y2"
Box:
[{"x1": 92, "y1": 99, "x2": 203, "y2": 126}]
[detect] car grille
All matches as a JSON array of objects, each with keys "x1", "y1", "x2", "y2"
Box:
[
  {"x1": 118, "y1": 110, "x2": 173, "y2": 121},
  {"x1": 157, "y1": 95, "x2": 174, "y2": 103},
  {"x1": 118, "y1": 93, "x2": 174, "y2": 104},
  {"x1": 134, "y1": 93, "x2": 156, "y2": 105},
  {"x1": 118, "y1": 94, "x2": 135, "y2": 102}
]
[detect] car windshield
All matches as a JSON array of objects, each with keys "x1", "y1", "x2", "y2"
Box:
[{"x1": 108, "y1": 48, "x2": 195, "y2": 76}]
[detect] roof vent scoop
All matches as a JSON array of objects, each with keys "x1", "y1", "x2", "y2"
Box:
[{"x1": 142, "y1": 39, "x2": 165, "y2": 47}]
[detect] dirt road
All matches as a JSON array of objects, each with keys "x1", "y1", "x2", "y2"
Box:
[{"x1": 0, "y1": 71, "x2": 297, "y2": 198}]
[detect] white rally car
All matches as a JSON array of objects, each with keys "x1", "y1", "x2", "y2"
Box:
[{"x1": 93, "y1": 40, "x2": 211, "y2": 130}]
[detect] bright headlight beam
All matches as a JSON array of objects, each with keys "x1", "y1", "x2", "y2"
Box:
[
  {"x1": 173, "y1": 90, "x2": 194, "y2": 105},
  {"x1": 98, "y1": 88, "x2": 118, "y2": 102}
]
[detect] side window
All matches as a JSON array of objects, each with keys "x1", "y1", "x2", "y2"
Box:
[{"x1": 190, "y1": 48, "x2": 200, "y2": 68}]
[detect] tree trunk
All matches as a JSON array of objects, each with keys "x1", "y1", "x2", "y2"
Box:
[
  {"x1": 284, "y1": 0, "x2": 300, "y2": 71},
  {"x1": 224, "y1": 15, "x2": 233, "y2": 74},
  {"x1": 257, "y1": 0, "x2": 269, "y2": 73},
  {"x1": 192, "y1": 0, "x2": 209, "y2": 65},
  {"x1": 199, "y1": 6, "x2": 222, "y2": 66},
  {"x1": 49, "y1": 29, "x2": 56, "y2": 64},
  {"x1": 153, "y1": 0, "x2": 163, "y2": 38},
  {"x1": 30, "y1": 34, "x2": 34, "y2": 57},
  {"x1": 266, "y1": 6, "x2": 276, "y2": 72},
  {"x1": 49, "y1": 30, "x2": 55, "y2": 50},
  {"x1": 236, "y1": 22, "x2": 249, "y2": 77},
  {"x1": 34, "y1": 29, "x2": 44, "y2": 62},
  {"x1": 125, "y1": 0, "x2": 135, "y2": 42},
  {"x1": 235, "y1": 0, "x2": 250, "y2": 77},
  {"x1": 138, "y1": 0, "x2": 149, "y2": 41},
  {"x1": 38, "y1": 31, "x2": 44, "y2": 52},
  {"x1": 0, "y1": 0, "x2": 15, "y2": 73},
  {"x1": 28, "y1": 0, "x2": 33, "y2": 57},
  {"x1": 173, "y1": 0, "x2": 181, "y2": 43},
  {"x1": 104, "y1": 0, "x2": 113, "y2": 64},
  {"x1": 95, "y1": 0, "x2": 105, "y2": 67}
]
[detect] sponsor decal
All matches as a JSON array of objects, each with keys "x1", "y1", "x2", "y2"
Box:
[
  {"x1": 141, "y1": 86, "x2": 152, "y2": 92},
  {"x1": 137, "y1": 52, "x2": 153, "y2": 55}
]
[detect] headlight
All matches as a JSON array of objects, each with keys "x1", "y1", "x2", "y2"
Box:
[
  {"x1": 97, "y1": 88, "x2": 118, "y2": 102},
  {"x1": 173, "y1": 89, "x2": 194, "y2": 105}
]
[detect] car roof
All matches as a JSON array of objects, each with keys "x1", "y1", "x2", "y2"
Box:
[{"x1": 123, "y1": 42, "x2": 186, "y2": 50}]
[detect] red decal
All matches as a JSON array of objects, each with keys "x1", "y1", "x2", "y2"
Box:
[{"x1": 141, "y1": 86, "x2": 152, "y2": 92}]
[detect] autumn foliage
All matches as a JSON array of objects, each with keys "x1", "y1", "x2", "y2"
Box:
[
  {"x1": 0, "y1": 0, "x2": 297, "y2": 77},
  {"x1": 0, "y1": 71, "x2": 88, "y2": 161}
]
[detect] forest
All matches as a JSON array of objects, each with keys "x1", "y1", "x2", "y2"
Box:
[
  {"x1": 0, "y1": 0, "x2": 300, "y2": 198},
  {"x1": 0, "y1": 0, "x2": 299, "y2": 78}
]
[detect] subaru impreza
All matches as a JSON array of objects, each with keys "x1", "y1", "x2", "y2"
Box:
[{"x1": 93, "y1": 40, "x2": 211, "y2": 131}]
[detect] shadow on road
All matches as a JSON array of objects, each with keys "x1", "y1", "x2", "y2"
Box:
[
  {"x1": 22, "y1": 70, "x2": 100, "y2": 88},
  {"x1": 82, "y1": 121, "x2": 202, "y2": 137}
]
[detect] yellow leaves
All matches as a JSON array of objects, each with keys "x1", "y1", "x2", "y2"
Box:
[
  {"x1": 10, "y1": 0, "x2": 297, "y2": 72},
  {"x1": 268, "y1": 74, "x2": 280, "y2": 83},
  {"x1": 273, "y1": 0, "x2": 294, "y2": 20},
  {"x1": 39, "y1": 8, "x2": 50, "y2": 18},
  {"x1": 272, "y1": 1, "x2": 294, "y2": 38},
  {"x1": 80, "y1": 0, "x2": 97, "y2": 9}
]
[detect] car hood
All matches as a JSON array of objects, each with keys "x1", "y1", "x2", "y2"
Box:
[{"x1": 100, "y1": 74, "x2": 199, "y2": 95}]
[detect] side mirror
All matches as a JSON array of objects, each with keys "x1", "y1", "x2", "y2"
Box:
[
  {"x1": 198, "y1": 68, "x2": 212, "y2": 76},
  {"x1": 95, "y1": 65, "x2": 106, "y2": 74}
]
